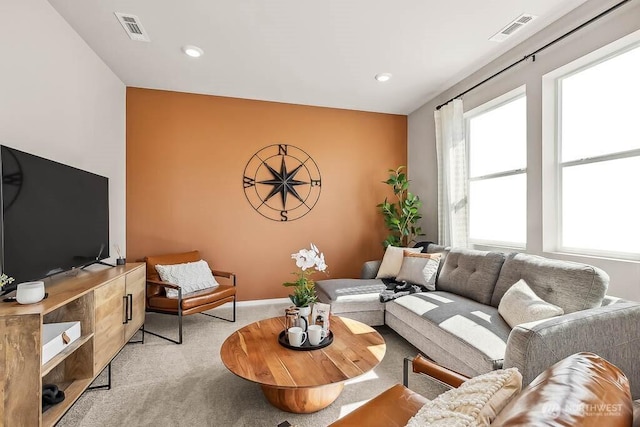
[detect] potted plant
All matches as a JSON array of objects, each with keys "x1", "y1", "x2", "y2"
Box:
[
  {"x1": 283, "y1": 244, "x2": 328, "y2": 318},
  {"x1": 0, "y1": 273, "x2": 14, "y2": 296},
  {"x1": 377, "y1": 166, "x2": 424, "y2": 247}
]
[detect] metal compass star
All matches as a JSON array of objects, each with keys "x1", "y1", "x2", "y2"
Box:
[{"x1": 258, "y1": 157, "x2": 308, "y2": 209}]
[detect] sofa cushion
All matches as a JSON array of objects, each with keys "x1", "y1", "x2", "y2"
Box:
[
  {"x1": 490, "y1": 253, "x2": 609, "y2": 313},
  {"x1": 315, "y1": 278, "x2": 386, "y2": 301},
  {"x1": 498, "y1": 279, "x2": 564, "y2": 328},
  {"x1": 425, "y1": 243, "x2": 448, "y2": 252},
  {"x1": 315, "y1": 279, "x2": 386, "y2": 326},
  {"x1": 376, "y1": 246, "x2": 423, "y2": 279},
  {"x1": 314, "y1": 278, "x2": 387, "y2": 317},
  {"x1": 396, "y1": 252, "x2": 441, "y2": 291},
  {"x1": 361, "y1": 260, "x2": 382, "y2": 279},
  {"x1": 148, "y1": 284, "x2": 235, "y2": 310},
  {"x1": 387, "y1": 291, "x2": 511, "y2": 374},
  {"x1": 436, "y1": 249, "x2": 506, "y2": 305},
  {"x1": 425, "y1": 243, "x2": 450, "y2": 284}
]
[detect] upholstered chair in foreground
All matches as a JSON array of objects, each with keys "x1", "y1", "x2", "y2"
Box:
[{"x1": 330, "y1": 352, "x2": 634, "y2": 426}]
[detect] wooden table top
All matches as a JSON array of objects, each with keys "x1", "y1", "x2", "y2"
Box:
[
  {"x1": 0, "y1": 264, "x2": 145, "y2": 317},
  {"x1": 220, "y1": 316, "x2": 386, "y2": 389}
]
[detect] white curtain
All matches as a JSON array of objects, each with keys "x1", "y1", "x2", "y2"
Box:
[{"x1": 434, "y1": 99, "x2": 468, "y2": 247}]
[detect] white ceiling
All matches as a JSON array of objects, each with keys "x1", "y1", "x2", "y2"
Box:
[{"x1": 48, "y1": 0, "x2": 589, "y2": 114}]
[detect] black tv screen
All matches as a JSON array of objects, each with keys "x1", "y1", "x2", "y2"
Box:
[{"x1": 1, "y1": 145, "x2": 109, "y2": 285}]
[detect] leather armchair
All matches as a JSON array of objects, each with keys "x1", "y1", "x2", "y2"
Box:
[
  {"x1": 330, "y1": 352, "x2": 634, "y2": 426},
  {"x1": 143, "y1": 250, "x2": 236, "y2": 344},
  {"x1": 329, "y1": 355, "x2": 468, "y2": 427}
]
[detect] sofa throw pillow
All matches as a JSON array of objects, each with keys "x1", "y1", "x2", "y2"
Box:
[
  {"x1": 406, "y1": 367, "x2": 522, "y2": 427},
  {"x1": 375, "y1": 246, "x2": 423, "y2": 279},
  {"x1": 396, "y1": 252, "x2": 441, "y2": 291},
  {"x1": 498, "y1": 279, "x2": 564, "y2": 328},
  {"x1": 155, "y1": 260, "x2": 219, "y2": 298}
]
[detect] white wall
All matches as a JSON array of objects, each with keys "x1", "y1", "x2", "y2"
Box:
[
  {"x1": 0, "y1": 0, "x2": 125, "y2": 265},
  {"x1": 408, "y1": 0, "x2": 640, "y2": 300}
]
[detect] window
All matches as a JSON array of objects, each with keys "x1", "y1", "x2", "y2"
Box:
[
  {"x1": 465, "y1": 90, "x2": 527, "y2": 247},
  {"x1": 557, "y1": 42, "x2": 640, "y2": 257}
]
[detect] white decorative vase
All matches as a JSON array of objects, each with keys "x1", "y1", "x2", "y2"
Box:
[{"x1": 16, "y1": 281, "x2": 45, "y2": 304}]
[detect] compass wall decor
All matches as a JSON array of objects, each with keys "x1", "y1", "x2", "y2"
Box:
[{"x1": 243, "y1": 144, "x2": 321, "y2": 221}]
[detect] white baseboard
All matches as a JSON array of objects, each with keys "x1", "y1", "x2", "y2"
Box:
[{"x1": 218, "y1": 297, "x2": 290, "y2": 308}]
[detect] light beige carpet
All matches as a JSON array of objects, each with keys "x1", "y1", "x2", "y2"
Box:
[{"x1": 58, "y1": 302, "x2": 447, "y2": 427}]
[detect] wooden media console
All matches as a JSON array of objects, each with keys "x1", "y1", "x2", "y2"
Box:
[{"x1": 0, "y1": 263, "x2": 146, "y2": 426}]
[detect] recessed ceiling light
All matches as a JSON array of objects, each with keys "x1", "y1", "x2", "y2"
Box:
[
  {"x1": 182, "y1": 45, "x2": 204, "y2": 58},
  {"x1": 375, "y1": 73, "x2": 392, "y2": 82}
]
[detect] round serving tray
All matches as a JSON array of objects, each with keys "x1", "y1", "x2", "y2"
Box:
[{"x1": 278, "y1": 329, "x2": 334, "y2": 351}]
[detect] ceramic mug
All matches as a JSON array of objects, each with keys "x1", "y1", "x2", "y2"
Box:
[
  {"x1": 307, "y1": 324, "x2": 327, "y2": 346},
  {"x1": 287, "y1": 327, "x2": 307, "y2": 347}
]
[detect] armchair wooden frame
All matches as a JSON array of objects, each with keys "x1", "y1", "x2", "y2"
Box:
[
  {"x1": 403, "y1": 354, "x2": 469, "y2": 389},
  {"x1": 143, "y1": 251, "x2": 237, "y2": 345}
]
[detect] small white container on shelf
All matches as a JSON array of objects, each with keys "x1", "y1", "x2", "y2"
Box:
[
  {"x1": 16, "y1": 281, "x2": 45, "y2": 304},
  {"x1": 42, "y1": 321, "x2": 81, "y2": 365}
]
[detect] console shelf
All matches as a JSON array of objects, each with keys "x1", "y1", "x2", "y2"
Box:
[
  {"x1": 41, "y1": 333, "x2": 94, "y2": 377},
  {"x1": 0, "y1": 263, "x2": 146, "y2": 427},
  {"x1": 41, "y1": 377, "x2": 94, "y2": 427}
]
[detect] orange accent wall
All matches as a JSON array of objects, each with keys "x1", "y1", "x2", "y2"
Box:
[{"x1": 126, "y1": 88, "x2": 407, "y2": 301}]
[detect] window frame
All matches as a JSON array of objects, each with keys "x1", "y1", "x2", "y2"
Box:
[
  {"x1": 464, "y1": 87, "x2": 527, "y2": 249},
  {"x1": 554, "y1": 40, "x2": 640, "y2": 260}
]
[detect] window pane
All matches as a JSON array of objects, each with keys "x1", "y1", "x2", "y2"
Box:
[
  {"x1": 561, "y1": 44, "x2": 640, "y2": 162},
  {"x1": 468, "y1": 96, "x2": 526, "y2": 177},
  {"x1": 562, "y1": 157, "x2": 640, "y2": 254},
  {"x1": 469, "y1": 174, "x2": 526, "y2": 245}
]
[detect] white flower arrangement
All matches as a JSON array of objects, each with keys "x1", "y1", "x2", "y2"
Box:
[
  {"x1": 0, "y1": 273, "x2": 15, "y2": 290},
  {"x1": 291, "y1": 243, "x2": 327, "y2": 272},
  {"x1": 284, "y1": 243, "x2": 328, "y2": 307}
]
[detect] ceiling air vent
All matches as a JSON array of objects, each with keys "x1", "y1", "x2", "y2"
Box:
[
  {"x1": 114, "y1": 12, "x2": 150, "y2": 42},
  {"x1": 489, "y1": 14, "x2": 537, "y2": 42}
]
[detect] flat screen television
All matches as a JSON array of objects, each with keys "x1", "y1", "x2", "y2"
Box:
[{"x1": 0, "y1": 145, "x2": 109, "y2": 291}]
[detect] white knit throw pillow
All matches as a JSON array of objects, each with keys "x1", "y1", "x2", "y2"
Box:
[
  {"x1": 155, "y1": 260, "x2": 219, "y2": 298},
  {"x1": 406, "y1": 367, "x2": 522, "y2": 427}
]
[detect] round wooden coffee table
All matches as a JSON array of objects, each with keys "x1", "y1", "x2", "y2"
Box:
[{"x1": 220, "y1": 316, "x2": 386, "y2": 413}]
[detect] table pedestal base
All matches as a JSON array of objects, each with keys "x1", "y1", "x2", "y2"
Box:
[{"x1": 261, "y1": 383, "x2": 344, "y2": 413}]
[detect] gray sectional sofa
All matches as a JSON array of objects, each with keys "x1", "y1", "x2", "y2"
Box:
[{"x1": 315, "y1": 243, "x2": 640, "y2": 398}]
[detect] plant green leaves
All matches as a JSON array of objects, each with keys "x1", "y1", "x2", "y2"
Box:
[
  {"x1": 285, "y1": 270, "x2": 317, "y2": 307},
  {"x1": 378, "y1": 166, "x2": 424, "y2": 248}
]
